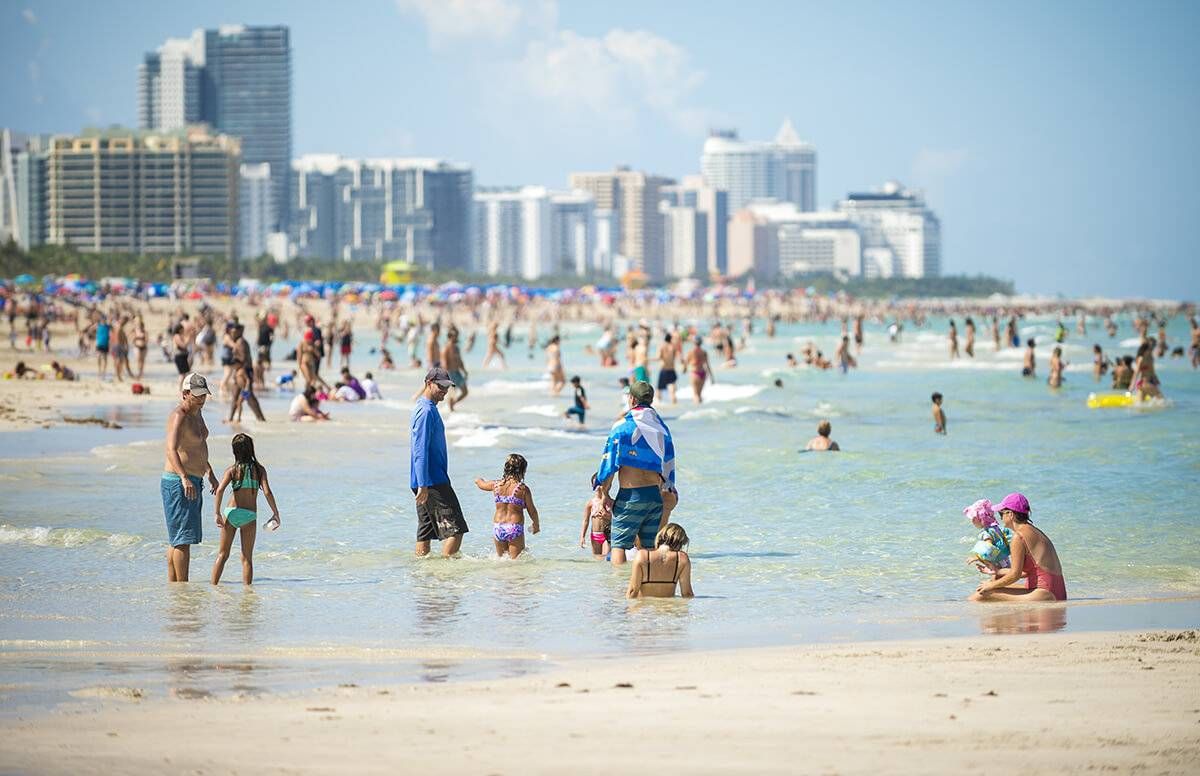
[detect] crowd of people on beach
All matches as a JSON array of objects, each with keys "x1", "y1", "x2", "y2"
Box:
[{"x1": 4, "y1": 281, "x2": 1195, "y2": 602}]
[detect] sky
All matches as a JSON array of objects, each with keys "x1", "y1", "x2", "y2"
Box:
[{"x1": 2, "y1": 0, "x2": 1199, "y2": 298}]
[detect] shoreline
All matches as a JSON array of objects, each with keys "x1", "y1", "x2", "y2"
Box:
[{"x1": 2, "y1": 628, "x2": 1197, "y2": 774}]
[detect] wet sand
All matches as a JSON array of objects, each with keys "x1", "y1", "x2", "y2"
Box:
[{"x1": 2, "y1": 629, "x2": 1197, "y2": 775}]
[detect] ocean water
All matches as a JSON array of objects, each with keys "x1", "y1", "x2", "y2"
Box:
[{"x1": 1, "y1": 314, "x2": 1198, "y2": 705}]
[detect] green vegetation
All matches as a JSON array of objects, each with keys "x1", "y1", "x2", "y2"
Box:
[
  {"x1": 1, "y1": 239, "x2": 1015, "y2": 297},
  {"x1": 775, "y1": 272, "x2": 1015, "y2": 298}
]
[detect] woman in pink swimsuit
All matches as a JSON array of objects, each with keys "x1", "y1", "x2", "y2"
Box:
[{"x1": 971, "y1": 492, "x2": 1067, "y2": 602}]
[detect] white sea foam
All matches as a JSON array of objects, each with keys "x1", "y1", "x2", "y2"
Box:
[
  {"x1": 476, "y1": 379, "x2": 551, "y2": 397},
  {"x1": 450, "y1": 424, "x2": 593, "y2": 448},
  {"x1": 701, "y1": 384, "x2": 764, "y2": 402},
  {"x1": 518, "y1": 404, "x2": 562, "y2": 417},
  {"x1": 678, "y1": 408, "x2": 727, "y2": 421},
  {"x1": 0, "y1": 525, "x2": 143, "y2": 549}
]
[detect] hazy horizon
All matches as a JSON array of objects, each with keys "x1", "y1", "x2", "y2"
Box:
[{"x1": 2, "y1": 0, "x2": 1198, "y2": 299}]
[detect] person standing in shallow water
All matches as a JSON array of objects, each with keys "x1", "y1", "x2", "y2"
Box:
[
  {"x1": 162, "y1": 373, "x2": 219, "y2": 582},
  {"x1": 411, "y1": 368, "x2": 469, "y2": 557},
  {"x1": 594, "y1": 381, "x2": 678, "y2": 566}
]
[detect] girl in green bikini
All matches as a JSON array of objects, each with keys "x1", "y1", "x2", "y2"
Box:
[{"x1": 211, "y1": 434, "x2": 281, "y2": 585}]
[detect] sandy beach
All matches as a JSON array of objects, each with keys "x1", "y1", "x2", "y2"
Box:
[{"x1": 2, "y1": 629, "x2": 1197, "y2": 774}]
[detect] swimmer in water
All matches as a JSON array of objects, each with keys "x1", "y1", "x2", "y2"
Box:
[
  {"x1": 932, "y1": 392, "x2": 947, "y2": 435},
  {"x1": 1048, "y1": 346, "x2": 1067, "y2": 388},
  {"x1": 804, "y1": 420, "x2": 840, "y2": 451},
  {"x1": 1022, "y1": 338, "x2": 1036, "y2": 378}
]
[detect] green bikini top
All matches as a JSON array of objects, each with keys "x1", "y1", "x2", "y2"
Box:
[{"x1": 233, "y1": 465, "x2": 260, "y2": 491}]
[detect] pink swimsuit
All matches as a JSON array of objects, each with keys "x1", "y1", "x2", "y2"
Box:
[{"x1": 1024, "y1": 552, "x2": 1068, "y2": 600}]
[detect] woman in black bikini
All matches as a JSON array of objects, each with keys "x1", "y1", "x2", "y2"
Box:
[{"x1": 626, "y1": 523, "x2": 694, "y2": 599}]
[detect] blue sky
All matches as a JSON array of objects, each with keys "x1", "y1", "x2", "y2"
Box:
[{"x1": 3, "y1": 0, "x2": 1198, "y2": 298}]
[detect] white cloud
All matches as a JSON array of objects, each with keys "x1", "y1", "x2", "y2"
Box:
[
  {"x1": 912, "y1": 148, "x2": 969, "y2": 179},
  {"x1": 399, "y1": 0, "x2": 709, "y2": 135},
  {"x1": 395, "y1": 0, "x2": 525, "y2": 46},
  {"x1": 22, "y1": 8, "x2": 36, "y2": 24},
  {"x1": 517, "y1": 28, "x2": 708, "y2": 133}
]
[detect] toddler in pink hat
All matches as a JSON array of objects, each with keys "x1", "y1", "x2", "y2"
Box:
[{"x1": 964, "y1": 498, "x2": 1012, "y2": 572}]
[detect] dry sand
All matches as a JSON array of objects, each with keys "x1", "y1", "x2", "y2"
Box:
[{"x1": 2, "y1": 629, "x2": 1197, "y2": 775}]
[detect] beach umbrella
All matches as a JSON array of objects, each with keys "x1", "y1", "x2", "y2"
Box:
[{"x1": 13, "y1": 273, "x2": 35, "y2": 286}]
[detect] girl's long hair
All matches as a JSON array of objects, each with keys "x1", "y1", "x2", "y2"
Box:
[
  {"x1": 231, "y1": 433, "x2": 260, "y2": 487},
  {"x1": 500, "y1": 453, "x2": 527, "y2": 485}
]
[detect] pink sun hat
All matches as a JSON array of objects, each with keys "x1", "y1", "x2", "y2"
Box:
[{"x1": 995, "y1": 492, "x2": 1031, "y2": 515}]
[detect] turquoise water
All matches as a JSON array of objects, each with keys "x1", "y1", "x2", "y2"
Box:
[{"x1": 1, "y1": 313, "x2": 1198, "y2": 703}]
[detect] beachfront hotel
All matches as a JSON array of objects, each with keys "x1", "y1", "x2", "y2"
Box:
[
  {"x1": 569, "y1": 167, "x2": 675, "y2": 282},
  {"x1": 290, "y1": 155, "x2": 473, "y2": 270},
  {"x1": 42, "y1": 127, "x2": 240, "y2": 259},
  {"x1": 700, "y1": 120, "x2": 818, "y2": 214}
]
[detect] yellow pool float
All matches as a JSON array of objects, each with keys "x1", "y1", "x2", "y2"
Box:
[{"x1": 1086, "y1": 392, "x2": 1136, "y2": 409}]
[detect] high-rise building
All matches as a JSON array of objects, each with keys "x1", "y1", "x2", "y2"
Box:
[
  {"x1": 44, "y1": 127, "x2": 240, "y2": 258},
  {"x1": 1, "y1": 130, "x2": 51, "y2": 250},
  {"x1": 701, "y1": 119, "x2": 816, "y2": 213},
  {"x1": 837, "y1": 181, "x2": 941, "y2": 278},
  {"x1": 239, "y1": 163, "x2": 274, "y2": 259},
  {"x1": 473, "y1": 186, "x2": 595, "y2": 279},
  {"x1": 660, "y1": 200, "x2": 707, "y2": 279},
  {"x1": 290, "y1": 155, "x2": 473, "y2": 269},
  {"x1": 662, "y1": 177, "x2": 727, "y2": 277},
  {"x1": 569, "y1": 167, "x2": 673, "y2": 281},
  {"x1": 593, "y1": 208, "x2": 620, "y2": 277},
  {"x1": 203, "y1": 26, "x2": 291, "y2": 232},
  {"x1": 139, "y1": 26, "x2": 291, "y2": 231},
  {"x1": 548, "y1": 190, "x2": 594, "y2": 277},
  {"x1": 137, "y1": 31, "x2": 204, "y2": 132}
]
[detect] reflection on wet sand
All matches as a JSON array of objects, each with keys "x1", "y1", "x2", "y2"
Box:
[{"x1": 980, "y1": 605, "x2": 1068, "y2": 634}]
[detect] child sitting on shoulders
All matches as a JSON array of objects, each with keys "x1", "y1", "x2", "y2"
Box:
[{"x1": 474, "y1": 453, "x2": 540, "y2": 559}]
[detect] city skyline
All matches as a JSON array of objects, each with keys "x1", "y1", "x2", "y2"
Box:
[{"x1": 2, "y1": 1, "x2": 1199, "y2": 296}]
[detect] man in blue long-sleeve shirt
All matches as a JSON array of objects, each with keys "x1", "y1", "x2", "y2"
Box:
[{"x1": 410, "y1": 367, "x2": 469, "y2": 556}]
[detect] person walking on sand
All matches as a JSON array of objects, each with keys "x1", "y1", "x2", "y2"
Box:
[
  {"x1": 411, "y1": 367, "x2": 469, "y2": 557},
  {"x1": 594, "y1": 381, "x2": 678, "y2": 566},
  {"x1": 162, "y1": 373, "x2": 219, "y2": 582}
]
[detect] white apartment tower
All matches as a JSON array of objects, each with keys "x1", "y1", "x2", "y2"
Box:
[
  {"x1": 836, "y1": 181, "x2": 941, "y2": 278},
  {"x1": 701, "y1": 119, "x2": 817, "y2": 213},
  {"x1": 137, "y1": 32, "x2": 205, "y2": 132},
  {"x1": 239, "y1": 162, "x2": 274, "y2": 259},
  {"x1": 474, "y1": 186, "x2": 595, "y2": 280}
]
